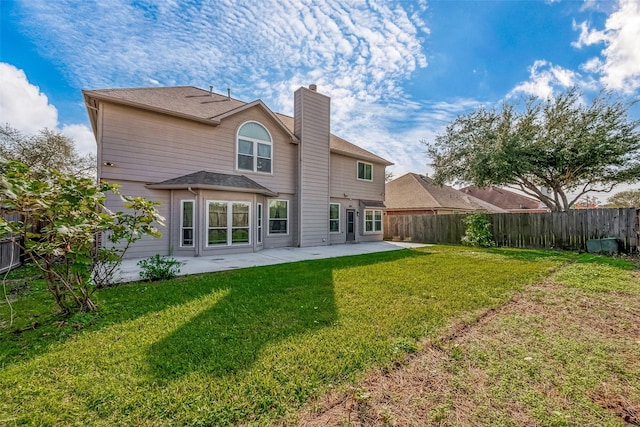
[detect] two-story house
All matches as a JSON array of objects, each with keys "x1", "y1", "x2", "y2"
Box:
[{"x1": 83, "y1": 85, "x2": 393, "y2": 258}]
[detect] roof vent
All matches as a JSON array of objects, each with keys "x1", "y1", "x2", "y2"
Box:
[
  {"x1": 309, "y1": 84, "x2": 317, "y2": 92},
  {"x1": 209, "y1": 85, "x2": 213, "y2": 96},
  {"x1": 227, "y1": 88, "x2": 231, "y2": 100}
]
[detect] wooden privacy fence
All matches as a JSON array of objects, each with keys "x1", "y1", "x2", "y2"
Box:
[
  {"x1": 384, "y1": 208, "x2": 640, "y2": 253},
  {"x1": 0, "y1": 214, "x2": 22, "y2": 273}
]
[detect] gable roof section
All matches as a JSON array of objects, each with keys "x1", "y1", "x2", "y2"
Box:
[
  {"x1": 275, "y1": 113, "x2": 393, "y2": 165},
  {"x1": 83, "y1": 85, "x2": 392, "y2": 166},
  {"x1": 386, "y1": 173, "x2": 505, "y2": 212},
  {"x1": 82, "y1": 86, "x2": 298, "y2": 143},
  {"x1": 460, "y1": 186, "x2": 548, "y2": 211},
  {"x1": 146, "y1": 170, "x2": 278, "y2": 197}
]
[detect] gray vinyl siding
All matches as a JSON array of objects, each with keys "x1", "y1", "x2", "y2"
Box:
[
  {"x1": 330, "y1": 153, "x2": 387, "y2": 202},
  {"x1": 99, "y1": 103, "x2": 297, "y2": 194},
  {"x1": 295, "y1": 88, "x2": 331, "y2": 247},
  {"x1": 103, "y1": 180, "x2": 170, "y2": 259}
]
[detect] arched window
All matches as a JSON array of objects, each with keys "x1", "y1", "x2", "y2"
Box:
[{"x1": 237, "y1": 122, "x2": 272, "y2": 173}]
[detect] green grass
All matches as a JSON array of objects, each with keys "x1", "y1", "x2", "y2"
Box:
[
  {"x1": 436, "y1": 257, "x2": 640, "y2": 426},
  {"x1": 1, "y1": 246, "x2": 569, "y2": 425}
]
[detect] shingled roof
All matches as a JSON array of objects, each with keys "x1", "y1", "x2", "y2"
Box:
[
  {"x1": 385, "y1": 173, "x2": 506, "y2": 213},
  {"x1": 460, "y1": 186, "x2": 549, "y2": 212},
  {"x1": 275, "y1": 114, "x2": 392, "y2": 165},
  {"x1": 83, "y1": 86, "x2": 392, "y2": 165},
  {"x1": 146, "y1": 170, "x2": 277, "y2": 196}
]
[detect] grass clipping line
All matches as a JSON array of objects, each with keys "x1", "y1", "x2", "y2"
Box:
[{"x1": 295, "y1": 271, "x2": 640, "y2": 426}]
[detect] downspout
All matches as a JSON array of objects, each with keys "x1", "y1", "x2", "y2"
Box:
[
  {"x1": 169, "y1": 190, "x2": 174, "y2": 255},
  {"x1": 187, "y1": 186, "x2": 200, "y2": 257}
]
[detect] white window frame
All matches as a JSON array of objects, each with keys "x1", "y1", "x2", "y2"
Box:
[
  {"x1": 364, "y1": 209, "x2": 383, "y2": 234},
  {"x1": 268, "y1": 199, "x2": 289, "y2": 236},
  {"x1": 257, "y1": 203, "x2": 263, "y2": 244},
  {"x1": 206, "y1": 200, "x2": 251, "y2": 247},
  {"x1": 357, "y1": 161, "x2": 373, "y2": 181},
  {"x1": 329, "y1": 203, "x2": 340, "y2": 233},
  {"x1": 236, "y1": 121, "x2": 273, "y2": 174},
  {"x1": 180, "y1": 200, "x2": 195, "y2": 247}
]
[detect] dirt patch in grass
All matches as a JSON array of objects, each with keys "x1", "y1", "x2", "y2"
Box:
[{"x1": 294, "y1": 279, "x2": 640, "y2": 426}]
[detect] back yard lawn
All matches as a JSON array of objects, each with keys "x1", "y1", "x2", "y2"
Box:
[{"x1": 1, "y1": 246, "x2": 637, "y2": 426}]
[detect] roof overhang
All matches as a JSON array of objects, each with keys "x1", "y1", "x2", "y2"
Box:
[
  {"x1": 82, "y1": 90, "x2": 223, "y2": 136},
  {"x1": 146, "y1": 182, "x2": 278, "y2": 197},
  {"x1": 330, "y1": 148, "x2": 394, "y2": 166},
  {"x1": 360, "y1": 200, "x2": 387, "y2": 209}
]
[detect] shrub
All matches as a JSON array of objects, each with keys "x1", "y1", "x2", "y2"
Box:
[
  {"x1": 138, "y1": 254, "x2": 182, "y2": 281},
  {"x1": 461, "y1": 214, "x2": 495, "y2": 248},
  {"x1": 0, "y1": 160, "x2": 163, "y2": 313}
]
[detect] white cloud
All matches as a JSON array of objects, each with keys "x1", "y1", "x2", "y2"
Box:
[
  {"x1": 509, "y1": 60, "x2": 579, "y2": 99},
  {"x1": 11, "y1": 0, "x2": 431, "y2": 169},
  {"x1": 572, "y1": 0, "x2": 640, "y2": 93},
  {"x1": 0, "y1": 63, "x2": 58, "y2": 133},
  {"x1": 60, "y1": 124, "x2": 96, "y2": 157},
  {"x1": 0, "y1": 62, "x2": 96, "y2": 156}
]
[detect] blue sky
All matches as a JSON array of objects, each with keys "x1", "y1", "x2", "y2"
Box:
[{"x1": 1, "y1": 0, "x2": 639, "y2": 184}]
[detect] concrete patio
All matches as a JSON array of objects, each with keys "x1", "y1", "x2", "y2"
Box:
[{"x1": 115, "y1": 241, "x2": 428, "y2": 283}]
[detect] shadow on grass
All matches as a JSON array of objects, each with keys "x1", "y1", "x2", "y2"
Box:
[
  {"x1": 0, "y1": 250, "x2": 425, "y2": 371},
  {"x1": 487, "y1": 247, "x2": 638, "y2": 271},
  {"x1": 146, "y1": 249, "x2": 427, "y2": 380},
  {"x1": 486, "y1": 247, "x2": 573, "y2": 262}
]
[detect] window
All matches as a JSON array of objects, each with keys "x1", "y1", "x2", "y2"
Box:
[
  {"x1": 257, "y1": 203, "x2": 263, "y2": 244},
  {"x1": 237, "y1": 122, "x2": 272, "y2": 173},
  {"x1": 207, "y1": 201, "x2": 251, "y2": 246},
  {"x1": 364, "y1": 209, "x2": 383, "y2": 233},
  {"x1": 329, "y1": 203, "x2": 340, "y2": 233},
  {"x1": 357, "y1": 161, "x2": 373, "y2": 181},
  {"x1": 268, "y1": 200, "x2": 288, "y2": 235},
  {"x1": 181, "y1": 200, "x2": 194, "y2": 247}
]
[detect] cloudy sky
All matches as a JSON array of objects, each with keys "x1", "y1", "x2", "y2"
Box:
[{"x1": 1, "y1": 0, "x2": 639, "y2": 182}]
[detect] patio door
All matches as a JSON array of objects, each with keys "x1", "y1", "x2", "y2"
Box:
[{"x1": 346, "y1": 209, "x2": 355, "y2": 242}]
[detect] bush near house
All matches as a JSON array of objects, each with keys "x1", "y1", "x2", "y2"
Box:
[{"x1": 0, "y1": 160, "x2": 163, "y2": 314}]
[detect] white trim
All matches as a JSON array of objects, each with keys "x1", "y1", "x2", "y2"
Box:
[
  {"x1": 363, "y1": 208, "x2": 383, "y2": 234},
  {"x1": 206, "y1": 200, "x2": 252, "y2": 247},
  {"x1": 329, "y1": 202, "x2": 340, "y2": 233},
  {"x1": 257, "y1": 203, "x2": 263, "y2": 245},
  {"x1": 267, "y1": 199, "x2": 289, "y2": 236},
  {"x1": 356, "y1": 161, "x2": 373, "y2": 181},
  {"x1": 236, "y1": 121, "x2": 274, "y2": 175},
  {"x1": 180, "y1": 200, "x2": 195, "y2": 247}
]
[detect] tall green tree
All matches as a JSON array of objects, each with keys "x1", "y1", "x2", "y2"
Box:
[
  {"x1": 0, "y1": 124, "x2": 95, "y2": 178},
  {"x1": 603, "y1": 189, "x2": 640, "y2": 207},
  {"x1": 425, "y1": 88, "x2": 640, "y2": 211}
]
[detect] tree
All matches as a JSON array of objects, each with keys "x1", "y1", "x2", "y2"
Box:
[
  {"x1": 425, "y1": 88, "x2": 640, "y2": 211},
  {"x1": 0, "y1": 124, "x2": 95, "y2": 178},
  {"x1": 603, "y1": 189, "x2": 640, "y2": 207},
  {"x1": 0, "y1": 160, "x2": 163, "y2": 313}
]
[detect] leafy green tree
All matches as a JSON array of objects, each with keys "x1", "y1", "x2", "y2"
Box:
[
  {"x1": 425, "y1": 88, "x2": 640, "y2": 211},
  {"x1": 0, "y1": 160, "x2": 163, "y2": 313},
  {"x1": 603, "y1": 189, "x2": 640, "y2": 207},
  {"x1": 0, "y1": 124, "x2": 95, "y2": 178}
]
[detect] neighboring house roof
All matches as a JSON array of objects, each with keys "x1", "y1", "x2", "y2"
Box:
[
  {"x1": 460, "y1": 186, "x2": 548, "y2": 212},
  {"x1": 83, "y1": 86, "x2": 393, "y2": 166},
  {"x1": 385, "y1": 173, "x2": 506, "y2": 213},
  {"x1": 146, "y1": 170, "x2": 278, "y2": 197}
]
